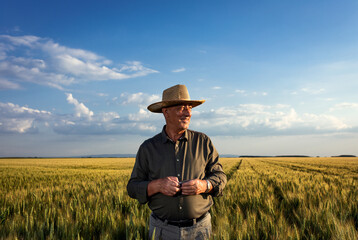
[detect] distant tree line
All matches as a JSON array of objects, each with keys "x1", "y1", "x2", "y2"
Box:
[{"x1": 331, "y1": 155, "x2": 356, "y2": 157}]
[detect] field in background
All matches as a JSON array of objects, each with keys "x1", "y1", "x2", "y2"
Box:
[{"x1": 1, "y1": 157, "x2": 357, "y2": 239}]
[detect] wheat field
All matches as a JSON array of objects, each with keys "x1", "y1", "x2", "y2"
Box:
[{"x1": 1, "y1": 157, "x2": 357, "y2": 239}]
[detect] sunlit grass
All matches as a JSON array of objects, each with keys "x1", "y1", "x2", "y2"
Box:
[{"x1": 1, "y1": 157, "x2": 357, "y2": 239}]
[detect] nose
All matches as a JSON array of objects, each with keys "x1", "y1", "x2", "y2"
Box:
[{"x1": 183, "y1": 106, "x2": 192, "y2": 116}]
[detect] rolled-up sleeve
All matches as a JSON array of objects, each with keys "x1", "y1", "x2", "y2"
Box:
[
  {"x1": 127, "y1": 144, "x2": 150, "y2": 204},
  {"x1": 205, "y1": 137, "x2": 227, "y2": 197}
]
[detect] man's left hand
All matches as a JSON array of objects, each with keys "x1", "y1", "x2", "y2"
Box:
[{"x1": 181, "y1": 179, "x2": 207, "y2": 195}]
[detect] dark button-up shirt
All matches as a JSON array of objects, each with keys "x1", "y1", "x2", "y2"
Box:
[{"x1": 127, "y1": 126, "x2": 227, "y2": 221}]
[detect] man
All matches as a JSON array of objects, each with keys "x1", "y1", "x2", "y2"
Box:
[{"x1": 127, "y1": 84, "x2": 227, "y2": 239}]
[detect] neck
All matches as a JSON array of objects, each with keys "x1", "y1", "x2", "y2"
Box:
[{"x1": 165, "y1": 125, "x2": 185, "y2": 142}]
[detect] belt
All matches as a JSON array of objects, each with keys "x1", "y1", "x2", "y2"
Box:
[{"x1": 152, "y1": 212, "x2": 208, "y2": 228}]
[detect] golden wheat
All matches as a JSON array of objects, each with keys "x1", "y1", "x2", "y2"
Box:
[{"x1": 1, "y1": 157, "x2": 357, "y2": 239}]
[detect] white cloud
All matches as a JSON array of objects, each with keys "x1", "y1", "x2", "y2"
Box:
[
  {"x1": 120, "y1": 92, "x2": 160, "y2": 106},
  {"x1": 191, "y1": 104, "x2": 351, "y2": 136},
  {"x1": 0, "y1": 78, "x2": 21, "y2": 90},
  {"x1": 128, "y1": 108, "x2": 157, "y2": 121},
  {"x1": 0, "y1": 96, "x2": 159, "y2": 136},
  {"x1": 1, "y1": 118, "x2": 33, "y2": 133},
  {"x1": 65, "y1": 93, "x2": 94, "y2": 119},
  {"x1": 136, "y1": 123, "x2": 157, "y2": 132},
  {"x1": 234, "y1": 89, "x2": 267, "y2": 96},
  {"x1": 0, "y1": 61, "x2": 76, "y2": 90},
  {"x1": 0, "y1": 35, "x2": 40, "y2": 47},
  {"x1": 55, "y1": 54, "x2": 127, "y2": 80},
  {"x1": 2, "y1": 90, "x2": 355, "y2": 139},
  {"x1": 301, "y1": 87, "x2": 325, "y2": 95},
  {"x1": 117, "y1": 61, "x2": 159, "y2": 77},
  {"x1": 302, "y1": 113, "x2": 348, "y2": 130},
  {"x1": 172, "y1": 68, "x2": 186, "y2": 73},
  {"x1": 0, "y1": 102, "x2": 51, "y2": 117},
  {"x1": 52, "y1": 93, "x2": 159, "y2": 135},
  {"x1": 235, "y1": 89, "x2": 246, "y2": 94},
  {"x1": 0, "y1": 35, "x2": 159, "y2": 90},
  {"x1": 212, "y1": 86, "x2": 222, "y2": 90},
  {"x1": 0, "y1": 102, "x2": 51, "y2": 133},
  {"x1": 99, "y1": 112, "x2": 120, "y2": 122},
  {"x1": 329, "y1": 102, "x2": 358, "y2": 112}
]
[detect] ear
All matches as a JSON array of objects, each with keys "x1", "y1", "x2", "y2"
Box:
[{"x1": 162, "y1": 107, "x2": 168, "y2": 117}]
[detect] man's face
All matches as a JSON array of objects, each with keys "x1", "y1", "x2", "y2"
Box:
[{"x1": 163, "y1": 104, "x2": 193, "y2": 132}]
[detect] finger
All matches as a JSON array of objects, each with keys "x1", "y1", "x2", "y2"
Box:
[
  {"x1": 181, "y1": 189, "x2": 195, "y2": 195},
  {"x1": 181, "y1": 180, "x2": 195, "y2": 187},
  {"x1": 170, "y1": 187, "x2": 181, "y2": 196},
  {"x1": 164, "y1": 186, "x2": 180, "y2": 196},
  {"x1": 180, "y1": 185, "x2": 193, "y2": 190},
  {"x1": 168, "y1": 176, "x2": 179, "y2": 182},
  {"x1": 181, "y1": 184, "x2": 195, "y2": 191},
  {"x1": 169, "y1": 180, "x2": 181, "y2": 187}
]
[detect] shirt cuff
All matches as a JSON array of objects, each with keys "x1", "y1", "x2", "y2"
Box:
[{"x1": 136, "y1": 181, "x2": 150, "y2": 204}]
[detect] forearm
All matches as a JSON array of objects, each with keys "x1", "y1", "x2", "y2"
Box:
[{"x1": 147, "y1": 179, "x2": 161, "y2": 197}]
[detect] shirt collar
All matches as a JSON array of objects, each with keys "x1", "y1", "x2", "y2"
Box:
[{"x1": 161, "y1": 125, "x2": 188, "y2": 143}]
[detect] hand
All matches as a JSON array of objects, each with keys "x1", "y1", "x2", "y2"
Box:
[
  {"x1": 181, "y1": 179, "x2": 207, "y2": 195},
  {"x1": 148, "y1": 176, "x2": 181, "y2": 197}
]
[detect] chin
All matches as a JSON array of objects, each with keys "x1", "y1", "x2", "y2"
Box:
[
  {"x1": 178, "y1": 120, "x2": 190, "y2": 130},
  {"x1": 180, "y1": 123, "x2": 190, "y2": 130}
]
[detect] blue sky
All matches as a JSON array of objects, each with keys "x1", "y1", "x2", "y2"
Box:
[{"x1": 1, "y1": 0, "x2": 358, "y2": 157}]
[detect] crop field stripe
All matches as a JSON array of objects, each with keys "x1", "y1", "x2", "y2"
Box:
[
  {"x1": 226, "y1": 159, "x2": 243, "y2": 180},
  {"x1": 260, "y1": 159, "x2": 358, "y2": 179},
  {"x1": 261, "y1": 158, "x2": 358, "y2": 175}
]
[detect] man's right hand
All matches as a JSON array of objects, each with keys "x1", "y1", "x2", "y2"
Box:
[{"x1": 147, "y1": 176, "x2": 181, "y2": 197}]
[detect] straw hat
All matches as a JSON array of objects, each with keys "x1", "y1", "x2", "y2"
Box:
[{"x1": 147, "y1": 84, "x2": 205, "y2": 113}]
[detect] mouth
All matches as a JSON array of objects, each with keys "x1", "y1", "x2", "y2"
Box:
[{"x1": 180, "y1": 118, "x2": 190, "y2": 124}]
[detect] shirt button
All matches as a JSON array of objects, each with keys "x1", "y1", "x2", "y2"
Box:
[
  {"x1": 176, "y1": 159, "x2": 179, "y2": 162},
  {"x1": 179, "y1": 206, "x2": 182, "y2": 210},
  {"x1": 177, "y1": 174, "x2": 180, "y2": 177}
]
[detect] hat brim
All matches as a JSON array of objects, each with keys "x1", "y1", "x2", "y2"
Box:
[{"x1": 147, "y1": 100, "x2": 205, "y2": 113}]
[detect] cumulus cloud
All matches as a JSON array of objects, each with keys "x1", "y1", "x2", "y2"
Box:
[
  {"x1": 65, "y1": 93, "x2": 94, "y2": 119},
  {"x1": 0, "y1": 102, "x2": 51, "y2": 133},
  {"x1": 172, "y1": 68, "x2": 186, "y2": 73},
  {"x1": 0, "y1": 35, "x2": 158, "y2": 90},
  {"x1": 53, "y1": 93, "x2": 159, "y2": 135},
  {"x1": 191, "y1": 104, "x2": 350, "y2": 136},
  {"x1": 1, "y1": 94, "x2": 354, "y2": 138},
  {"x1": 0, "y1": 94, "x2": 158, "y2": 136}
]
